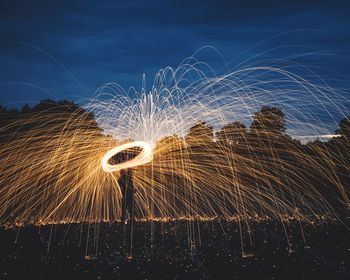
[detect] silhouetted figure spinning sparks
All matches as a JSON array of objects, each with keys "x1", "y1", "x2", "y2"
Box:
[
  {"x1": 110, "y1": 147, "x2": 141, "y2": 224},
  {"x1": 118, "y1": 168, "x2": 135, "y2": 225}
]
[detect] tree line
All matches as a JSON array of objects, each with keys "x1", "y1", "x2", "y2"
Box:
[{"x1": 0, "y1": 99, "x2": 349, "y2": 219}]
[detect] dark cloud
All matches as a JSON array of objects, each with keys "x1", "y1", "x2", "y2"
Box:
[{"x1": 0, "y1": 0, "x2": 350, "y2": 107}]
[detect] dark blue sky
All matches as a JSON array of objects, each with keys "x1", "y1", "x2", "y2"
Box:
[{"x1": 1, "y1": 0, "x2": 350, "y2": 108}]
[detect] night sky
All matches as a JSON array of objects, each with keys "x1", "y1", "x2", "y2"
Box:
[{"x1": 1, "y1": 0, "x2": 350, "y2": 108}]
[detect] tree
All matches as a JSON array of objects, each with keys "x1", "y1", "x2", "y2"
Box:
[
  {"x1": 335, "y1": 116, "x2": 350, "y2": 139},
  {"x1": 0, "y1": 105, "x2": 20, "y2": 128},
  {"x1": 186, "y1": 121, "x2": 214, "y2": 142},
  {"x1": 21, "y1": 104, "x2": 31, "y2": 114},
  {"x1": 250, "y1": 106, "x2": 286, "y2": 135},
  {"x1": 216, "y1": 121, "x2": 246, "y2": 145},
  {"x1": 0, "y1": 99, "x2": 102, "y2": 139}
]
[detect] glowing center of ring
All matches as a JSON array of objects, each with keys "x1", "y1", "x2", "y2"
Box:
[{"x1": 101, "y1": 141, "x2": 153, "y2": 173}]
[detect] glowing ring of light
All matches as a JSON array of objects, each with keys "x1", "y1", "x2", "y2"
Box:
[{"x1": 101, "y1": 141, "x2": 153, "y2": 173}]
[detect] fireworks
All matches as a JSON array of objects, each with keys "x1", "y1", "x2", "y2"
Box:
[{"x1": 0, "y1": 61, "x2": 348, "y2": 226}]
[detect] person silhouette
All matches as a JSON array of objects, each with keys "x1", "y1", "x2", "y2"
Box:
[
  {"x1": 118, "y1": 167, "x2": 135, "y2": 224},
  {"x1": 110, "y1": 147, "x2": 141, "y2": 224}
]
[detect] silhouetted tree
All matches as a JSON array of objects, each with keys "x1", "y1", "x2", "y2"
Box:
[
  {"x1": 0, "y1": 106, "x2": 20, "y2": 128},
  {"x1": 251, "y1": 106, "x2": 286, "y2": 135},
  {"x1": 216, "y1": 121, "x2": 246, "y2": 145},
  {"x1": 186, "y1": 121, "x2": 214, "y2": 142},
  {"x1": 0, "y1": 99, "x2": 102, "y2": 142},
  {"x1": 21, "y1": 104, "x2": 31, "y2": 114},
  {"x1": 335, "y1": 116, "x2": 350, "y2": 139}
]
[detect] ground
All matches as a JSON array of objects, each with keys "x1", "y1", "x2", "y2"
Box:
[{"x1": 0, "y1": 219, "x2": 349, "y2": 279}]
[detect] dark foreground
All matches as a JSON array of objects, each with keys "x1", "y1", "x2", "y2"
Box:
[{"x1": 0, "y1": 219, "x2": 349, "y2": 279}]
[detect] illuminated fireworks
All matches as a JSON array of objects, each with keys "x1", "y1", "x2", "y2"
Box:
[{"x1": 0, "y1": 61, "x2": 348, "y2": 226}]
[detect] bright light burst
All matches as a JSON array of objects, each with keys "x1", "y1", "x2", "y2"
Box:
[
  {"x1": 101, "y1": 141, "x2": 153, "y2": 173},
  {"x1": 0, "y1": 59, "x2": 348, "y2": 226}
]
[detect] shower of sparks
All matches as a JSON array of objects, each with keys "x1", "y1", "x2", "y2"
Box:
[{"x1": 0, "y1": 61, "x2": 348, "y2": 226}]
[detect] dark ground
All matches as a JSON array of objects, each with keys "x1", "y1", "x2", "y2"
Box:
[{"x1": 0, "y1": 219, "x2": 349, "y2": 280}]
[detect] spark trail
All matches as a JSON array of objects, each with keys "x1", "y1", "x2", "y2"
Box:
[{"x1": 0, "y1": 61, "x2": 348, "y2": 226}]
